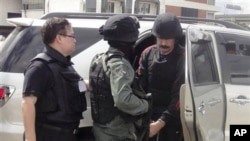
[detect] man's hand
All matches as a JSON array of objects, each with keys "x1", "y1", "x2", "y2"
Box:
[{"x1": 149, "y1": 119, "x2": 165, "y2": 138}]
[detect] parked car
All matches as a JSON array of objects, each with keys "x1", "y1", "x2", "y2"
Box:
[
  {"x1": 0, "y1": 12, "x2": 249, "y2": 141},
  {"x1": 0, "y1": 35, "x2": 5, "y2": 41},
  {"x1": 0, "y1": 35, "x2": 6, "y2": 48}
]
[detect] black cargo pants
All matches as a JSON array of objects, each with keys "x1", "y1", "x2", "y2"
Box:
[{"x1": 23, "y1": 124, "x2": 78, "y2": 141}]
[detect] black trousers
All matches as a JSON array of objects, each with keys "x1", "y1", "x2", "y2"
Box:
[
  {"x1": 23, "y1": 125, "x2": 78, "y2": 141},
  {"x1": 149, "y1": 124, "x2": 183, "y2": 141}
]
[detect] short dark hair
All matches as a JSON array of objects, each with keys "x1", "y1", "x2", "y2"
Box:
[{"x1": 41, "y1": 17, "x2": 71, "y2": 45}]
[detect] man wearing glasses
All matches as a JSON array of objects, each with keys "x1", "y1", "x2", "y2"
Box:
[{"x1": 22, "y1": 17, "x2": 87, "y2": 141}]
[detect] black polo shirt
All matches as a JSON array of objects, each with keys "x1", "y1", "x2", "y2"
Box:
[
  {"x1": 22, "y1": 60, "x2": 53, "y2": 98},
  {"x1": 22, "y1": 46, "x2": 72, "y2": 98}
]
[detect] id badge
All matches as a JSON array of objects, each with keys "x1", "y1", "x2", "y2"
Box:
[{"x1": 78, "y1": 80, "x2": 86, "y2": 92}]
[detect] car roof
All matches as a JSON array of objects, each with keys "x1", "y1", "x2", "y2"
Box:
[{"x1": 6, "y1": 12, "x2": 249, "y2": 35}]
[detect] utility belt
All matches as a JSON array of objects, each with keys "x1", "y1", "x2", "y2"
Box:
[{"x1": 37, "y1": 123, "x2": 79, "y2": 134}]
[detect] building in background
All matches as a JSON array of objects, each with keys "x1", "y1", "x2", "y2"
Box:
[
  {"x1": 215, "y1": 0, "x2": 250, "y2": 15},
  {"x1": 22, "y1": 0, "x2": 45, "y2": 18},
  {"x1": 214, "y1": 0, "x2": 250, "y2": 29},
  {"x1": 0, "y1": 0, "x2": 220, "y2": 37},
  {"x1": 0, "y1": 0, "x2": 21, "y2": 37},
  {"x1": 215, "y1": 14, "x2": 250, "y2": 30},
  {"x1": 19, "y1": 0, "x2": 219, "y2": 18}
]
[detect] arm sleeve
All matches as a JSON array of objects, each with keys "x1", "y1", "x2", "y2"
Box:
[
  {"x1": 160, "y1": 55, "x2": 185, "y2": 123},
  {"x1": 109, "y1": 58, "x2": 148, "y2": 116},
  {"x1": 23, "y1": 61, "x2": 52, "y2": 98},
  {"x1": 137, "y1": 46, "x2": 152, "y2": 92}
]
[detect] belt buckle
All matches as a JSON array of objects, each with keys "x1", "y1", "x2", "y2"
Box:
[{"x1": 73, "y1": 129, "x2": 78, "y2": 134}]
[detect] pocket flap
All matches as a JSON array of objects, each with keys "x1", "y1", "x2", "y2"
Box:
[{"x1": 60, "y1": 71, "x2": 80, "y2": 82}]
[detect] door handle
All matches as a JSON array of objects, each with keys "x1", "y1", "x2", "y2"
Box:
[
  {"x1": 229, "y1": 95, "x2": 250, "y2": 106},
  {"x1": 198, "y1": 101, "x2": 206, "y2": 115},
  {"x1": 207, "y1": 98, "x2": 221, "y2": 106}
]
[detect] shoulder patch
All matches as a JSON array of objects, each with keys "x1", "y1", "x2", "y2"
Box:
[{"x1": 119, "y1": 64, "x2": 130, "y2": 77}]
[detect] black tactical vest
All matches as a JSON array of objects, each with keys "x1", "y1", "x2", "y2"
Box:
[
  {"x1": 90, "y1": 51, "x2": 149, "y2": 124},
  {"x1": 89, "y1": 52, "x2": 124, "y2": 124},
  {"x1": 33, "y1": 53, "x2": 87, "y2": 123},
  {"x1": 146, "y1": 45, "x2": 183, "y2": 107}
]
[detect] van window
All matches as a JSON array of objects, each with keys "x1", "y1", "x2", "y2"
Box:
[
  {"x1": 216, "y1": 33, "x2": 250, "y2": 85},
  {"x1": 0, "y1": 27, "x2": 102, "y2": 73},
  {"x1": 191, "y1": 42, "x2": 219, "y2": 85}
]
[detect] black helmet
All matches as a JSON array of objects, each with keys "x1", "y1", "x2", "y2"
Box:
[
  {"x1": 152, "y1": 13, "x2": 182, "y2": 39},
  {"x1": 100, "y1": 14, "x2": 140, "y2": 42}
]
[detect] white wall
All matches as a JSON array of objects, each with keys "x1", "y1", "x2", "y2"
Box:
[
  {"x1": 159, "y1": 0, "x2": 166, "y2": 13},
  {"x1": 114, "y1": 1, "x2": 123, "y2": 13},
  {"x1": 22, "y1": 10, "x2": 44, "y2": 19},
  {"x1": 45, "y1": 0, "x2": 83, "y2": 13},
  {"x1": 149, "y1": 3, "x2": 157, "y2": 15},
  {"x1": 0, "y1": 0, "x2": 22, "y2": 25},
  {"x1": 96, "y1": 0, "x2": 101, "y2": 13}
]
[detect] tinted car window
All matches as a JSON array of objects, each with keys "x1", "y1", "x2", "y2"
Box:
[
  {"x1": 216, "y1": 33, "x2": 250, "y2": 85},
  {"x1": 0, "y1": 27, "x2": 102, "y2": 73},
  {"x1": 191, "y1": 42, "x2": 219, "y2": 85}
]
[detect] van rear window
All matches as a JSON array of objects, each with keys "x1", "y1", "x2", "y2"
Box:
[{"x1": 0, "y1": 27, "x2": 102, "y2": 73}]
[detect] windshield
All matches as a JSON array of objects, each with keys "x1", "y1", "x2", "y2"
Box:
[
  {"x1": 0, "y1": 26, "x2": 102, "y2": 73},
  {"x1": 216, "y1": 32, "x2": 250, "y2": 85}
]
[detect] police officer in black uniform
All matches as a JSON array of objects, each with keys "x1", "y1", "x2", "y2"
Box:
[
  {"x1": 137, "y1": 13, "x2": 185, "y2": 141},
  {"x1": 22, "y1": 17, "x2": 87, "y2": 141}
]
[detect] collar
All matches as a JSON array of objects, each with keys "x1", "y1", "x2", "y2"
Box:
[
  {"x1": 107, "y1": 46, "x2": 126, "y2": 56},
  {"x1": 45, "y1": 45, "x2": 73, "y2": 66}
]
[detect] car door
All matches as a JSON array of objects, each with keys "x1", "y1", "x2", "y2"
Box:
[
  {"x1": 181, "y1": 26, "x2": 226, "y2": 141},
  {"x1": 214, "y1": 31, "x2": 250, "y2": 141}
]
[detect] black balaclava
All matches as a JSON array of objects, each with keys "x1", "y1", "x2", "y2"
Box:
[{"x1": 108, "y1": 40, "x2": 135, "y2": 63}]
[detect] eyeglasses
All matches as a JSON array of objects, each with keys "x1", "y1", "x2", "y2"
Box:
[{"x1": 59, "y1": 33, "x2": 75, "y2": 39}]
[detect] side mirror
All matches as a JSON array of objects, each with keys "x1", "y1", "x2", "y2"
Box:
[{"x1": 188, "y1": 28, "x2": 211, "y2": 43}]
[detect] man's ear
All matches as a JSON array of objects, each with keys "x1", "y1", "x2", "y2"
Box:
[{"x1": 55, "y1": 34, "x2": 63, "y2": 44}]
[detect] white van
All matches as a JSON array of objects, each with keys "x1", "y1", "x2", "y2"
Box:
[{"x1": 0, "y1": 12, "x2": 249, "y2": 141}]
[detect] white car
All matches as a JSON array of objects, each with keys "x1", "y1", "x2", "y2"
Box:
[
  {"x1": 0, "y1": 12, "x2": 250, "y2": 141},
  {"x1": 0, "y1": 35, "x2": 6, "y2": 48}
]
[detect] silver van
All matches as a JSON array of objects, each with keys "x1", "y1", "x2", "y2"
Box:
[{"x1": 0, "y1": 12, "x2": 249, "y2": 141}]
